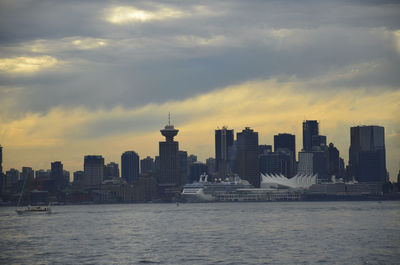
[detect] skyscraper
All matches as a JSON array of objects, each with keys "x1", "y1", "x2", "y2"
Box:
[
  {"x1": 259, "y1": 151, "x2": 292, "y2": 177},
  {"x1": 105, "y1": 162, "x2": 119, "y2": 180},
  {"x1": 303, "y1": 120, "x2": 319, "y2": 151},
  {"x1": 312, "y1": 135, "x2": 327, "y2": 150},
  {"x1": 0, "y1": 145, "x2": 3, "y2": 192},
  {"x1": 5, "y1": 168, "x2": 19, "y2": 188},
  {"x1": 274, "y1": 133, "x2": 296, "y2": 159},
  {"x1": 397, "y1": 170, "x2": 400, "y2": 191},
  {"x1": 51, "y1": 161, "x2": 68, "y2": 189},
  {"x1": 158, "y1": 121, "x2": 180, "y2": 187},
  {"x1": 189, "y1": 162, "x2": 207, "y2": 183},
  {"x1": 274, "y1": 133, "x2": 296, "y2": 176},
  {"x1": 73, "y1": 171, "x2": 84, "y2": 183},
  {"x1": 178, "y1": 151, "x2": 188, "y2": 184},
  {"x1": 297, "y1": 151, "x2": 328, "y2": 179},
  {"x1": 215, "y1": 127, "x2": 234, "y2": 177},
  {"x1": 140, "y1": 156, "x2": 155, "y2": 174},
  {"x1": 349, "y1": 125, "x2": 387, "y2": 182},
  {"x1": 0, "y1": 145, "x2": 3, "y2": 174},
  {"x1": 121, "y1": 151, "x2": 139, "y2": 183},
  {"x1": 259, "y1": 145, "x2": 272, "y2": 155},
  {"x1": 327, "y1": 143, "x2": 344, "y2": 179},
  {"x1": 237, "y1": 127, "x2": 260, "y2": 187},
  {"x1": 83, "y1": 155, "x2": 104, "y2": 188},
  {"x1": 21, "y1": 167, "x2": 34, "y2": 182},
  {"x1": 206, "y1": 157, "x2": 216, "y2": 176}
]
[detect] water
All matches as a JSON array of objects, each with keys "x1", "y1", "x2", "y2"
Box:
[{"x1": 1, "y1": 201, "x2": 399, "y2": 264}]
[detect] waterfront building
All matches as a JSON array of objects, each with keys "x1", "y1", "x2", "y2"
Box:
[
  {"x1": 303, "y1": 120, "x2": 319, "y2": 151},
  {"x1": 237, "y1": 127, "x2": 260, "y2": 187},
  {"x1": 121, "y1": 151, "x2": 139, "y2": 184},
  {"x1": 274, "y1": 133, "x2": 296, "y2": 160},
  {"x1": 158, "y1": 121, "x2": 180, "y2": 187},
  {"x1": 348, "y1": 125, "x2": 387, "y2": 182},
  {"x1": 215, "y1": 127, "x2": 234, "y2": 177},
  {"x1": 83, "y1": 155, "x2": 104, "y2": 188},
  {"x1": 189, "y1": 162, "x2": 208, "y2": 183},
  {"x1": 140, "y1": 156, "x2": 155, "y2": 174},
  {"x1": 105, "y1": 162, "x2": 119, "y2": 180},
  {"x1": 133, "y1": 173, "x2": 159, "y2": 202}
]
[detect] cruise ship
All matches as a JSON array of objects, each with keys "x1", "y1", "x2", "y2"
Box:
[
  {"x1": 181, "y1": 174, "x2": 253, "y2": 202},
  {"x1": 181, "y1": 173, "x2": 314, "y2": 202}
]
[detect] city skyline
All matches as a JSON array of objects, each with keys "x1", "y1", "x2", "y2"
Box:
[
  {"x1": 0, "y1": 120, "x2": 397, "y2": 181},
  {"x1": 0, "y1": 1, "x2": 399, "y2": 181}
]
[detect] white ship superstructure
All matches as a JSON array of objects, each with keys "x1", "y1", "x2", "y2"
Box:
[{"x1": 182, "y1": 173, "x2": 317, "y2": 202}]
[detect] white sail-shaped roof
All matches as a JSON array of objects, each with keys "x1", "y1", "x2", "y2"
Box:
[{"x1": 260, "y1": 173, "x2": 316, "y2": 189}]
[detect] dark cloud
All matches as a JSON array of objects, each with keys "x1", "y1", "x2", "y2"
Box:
[{"x1": 0, "y1": 0, "x2": 399, "y2": 118}]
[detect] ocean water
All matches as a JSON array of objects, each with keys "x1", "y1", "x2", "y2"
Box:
[{"x1": 0, "y1": 201, "x2": 399, "y2": 264}]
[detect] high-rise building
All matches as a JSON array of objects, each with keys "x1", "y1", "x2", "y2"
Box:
[
  {"x1": 206, "y1": 157, "x2": 216, "y2": 175},
  {"x1": 259, "y1": 151, "x2": 292, "y2": 177},
  {"x1": 73, "y1": 171, "x2": 84, "y2": 183},
  {"x1": 105, "y1": 162, "x2": 119, "y2": 180},
  {"x1": 154, "y1": 156, "x2": 160, "y2": 174},
  {"x1": 189, "y1": 162, "x2": 208, "y2": 183},
  {"x1": 327, "y1": 143, "x2": 344, "y2": 179},
  {"x1": 5, "y1": 168, "x2": 19, "y2": 189},
  {"x1": 83, "y1": 155, "x2": 104, "y2": 188},
  {"x1": 179, "y1": 151, "x2": 188, "y2": 184},
  {"x1": 397, "y1": 170, "x2": 400, "y2": 191},
  {"x1": 274, "y1": 133, "x2": 296, "y2": 159},
  {"x1": 298, "y1": 151, "x2": 328, "y2": 180},
  {"x1": 36, "y1": 169, "x2": 50, "y2": 179},
  {"x1": 349, "y1": 125, "x2": 387, "y2": 182},
  {"x1": 312, "y1": 135, "x2": 327, "y2": 150},
  {"x1": 63, "y1": 170, "x2": 70, "y2": 184},
  {"x1": 21, "y1": 167, "x2": 34, "y2": 182},
  {"x1": 158, "y1": 122, "x2": 180, "y2": 187},
  {"x1": 259, "y1": 145, "x2": 272, "y2": 155},
  {"x1": 0, "y1": 145, "x2": 3, "y2": 192},
  {"x1": 303, "y1": 120, "x2": 319, "y2": 151},
  {"x1": 141, "y1": 156, "x2": 155, "y2": 174},
  {"x1": 274, "y1": 133, "x2": 296, "y2": 176},
  {"x1": 51, "y1": 161, "x2": 68, "y2": 189},
  {"x1": 121, "y1": 151, "x2": 139, "y2": 183},
  {"x1": 0, "y1": 145, "x2": 3, "y2": 175},
  {"x1": 237, "y1": 127, "x2": 260, "y2": 187},
  {"x1": 215, "y1": 127, "x2": 234, "y2": 177}
]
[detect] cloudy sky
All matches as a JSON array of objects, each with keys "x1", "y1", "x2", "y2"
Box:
[{"x1": 0, "y1": 0, "x2": 399, "y2": 180}]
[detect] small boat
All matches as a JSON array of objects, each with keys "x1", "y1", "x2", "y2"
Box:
[
  {"x1": 15, "y1": 177, "x2": 52, "y2": 215},
  {"x1": 16, "y1": 204, "x2": 52, "y2": 215}
]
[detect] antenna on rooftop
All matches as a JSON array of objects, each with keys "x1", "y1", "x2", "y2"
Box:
[{"x1": 168, "y1": 112, "x2": 171, "y2": 126}]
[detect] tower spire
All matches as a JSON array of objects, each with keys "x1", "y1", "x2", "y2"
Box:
[{"x1": 168, "y1": 112, "x2": 171, "y2": 126}]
